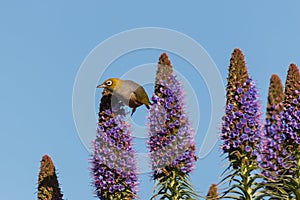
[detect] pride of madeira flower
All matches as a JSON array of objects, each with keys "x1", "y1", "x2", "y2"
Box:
[
  {"x1": 38, "y1": 155, "x2": 63, "y2": 200},
  {"x1": 148, "y1": 53, "x2": 198, "y2": 199},
  {"x1": 259, "y1": 74, "x2": 285, "y2": 180},
  {"x1": 91, "y1": 89, "x2": 138, "y2": 200},
  {"x1": 280, "y1": 64, "x2": 300, "y2": 166},
  {"x1": 220, "y1": 49, "x2": 264, "y2": 199},
  {"x1": 275, "y1": 64, "x2": 300, "y2": 198}
]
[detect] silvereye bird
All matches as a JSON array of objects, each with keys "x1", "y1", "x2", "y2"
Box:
[{"x1": 97, "y1": 78, "x2": 151, "y2": 116}]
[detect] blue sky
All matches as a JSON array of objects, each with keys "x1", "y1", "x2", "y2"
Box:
[{"x1": 1, "y1": 1, "x2": 300, "y2": 200}]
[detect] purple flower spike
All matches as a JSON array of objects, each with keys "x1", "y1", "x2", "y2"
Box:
[
  {"x1": 147, "y1": 53, "x2": 198, "y2": 199},
  {"x1": 91, "y1": 89, "x2": 138, "y2": 199},
  {"x1": 259, "y1": 74, "x2": 285, "y2": 179},
  {"x1": 279, "y1": 90, "x2": 300, "y2": 177},
  {"x1": 148, "y1": 53, "x2": 196, "y2": 177},
  {"x1": 221, "y1": 49, "x2": 263, "y2": 169},
  {"x1": 221, "y1": 48, "x2": 264, "y2": 199},
  {"x1": 221, "y1": 77, "x2": 263, "y2": 168},
  {"x1": 260, "y1": 65, "x2": 300, "y2": 183}
]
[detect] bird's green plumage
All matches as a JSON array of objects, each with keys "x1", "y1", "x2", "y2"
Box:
[
  {"x1": 97, "y1": 78, "x2": 151, "y2": 115},
  {"x1": 133, "y1": 85, "x2": 151, "y2": 108}
]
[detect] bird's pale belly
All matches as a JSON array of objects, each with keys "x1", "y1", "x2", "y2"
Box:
[{"x1": 113, "y1": 91, "x2": 142, "y2": 109}]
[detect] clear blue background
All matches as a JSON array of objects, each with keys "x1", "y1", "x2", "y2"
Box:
[{"x1": 1, "y1": 1, "x2": 299, "y2": 199}]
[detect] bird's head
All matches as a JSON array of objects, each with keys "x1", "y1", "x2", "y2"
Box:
[{"x1": 97, "y1": 78, "x2": 120, "y2": 91}]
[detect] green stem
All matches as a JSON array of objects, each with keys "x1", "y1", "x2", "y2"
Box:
[
  {"x1": 240, "y1": 158, "x2": 253, "y2": 200},
  {"x1": 294, "y1": 151, "x2": 300, "y2": 199},
  {"x1": 153, "y1": 168, "x2": 198, "y2": 200}
]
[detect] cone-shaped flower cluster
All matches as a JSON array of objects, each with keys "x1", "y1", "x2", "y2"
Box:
[
  {"x1": 221, "y1": 49, "x2": 262, "y2": 168},
  {"x1": 148, "y1": 53, "x2": 196, "y2": 177},
  {"x1": 283, "y1": 64, "x2": 300, "y2": 107},
  {"x1": 91, "y1": 89, "x2": 138, "y2": 199},
  {"x1": 259, "y1": 74, "x2": 285, "y2": 179},
  {"x1": 38, "y1": 155, "x2": 63, "y2": 200},
  {"x1": 225, "y1": 48, "x2": 249, "y2": 106},
  {"x1": 147, "y1": 53, "x2": 198, "y2": 199},
  {"x1": 220, "y1": 49, "x2": 265, "y2": 199},
  {"x1": 279, "y1": 64, "x2": 300, "y2": 176},
  {"x1": 258, "y1": 64, "x2": 300, "y2": 198}
]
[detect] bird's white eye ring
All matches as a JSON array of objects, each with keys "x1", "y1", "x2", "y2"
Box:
[{"x1": 106, "y1": 80, "x2": 112, "y2": 86}]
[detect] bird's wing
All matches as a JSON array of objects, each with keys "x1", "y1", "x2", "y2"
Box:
[
  {"x1": 129, "y1": 92, "x2": 141, "y2": 108},
  {"x1": 134, "y1": 86, "x2": 151, "y2": 106},
  {"x1": 123, "y1": 80, "x2": 151, "y2": 106}
]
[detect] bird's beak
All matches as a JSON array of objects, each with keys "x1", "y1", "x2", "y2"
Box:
[{"x1": 96, "y1": 83, "x2": 106, "y2": 88}]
